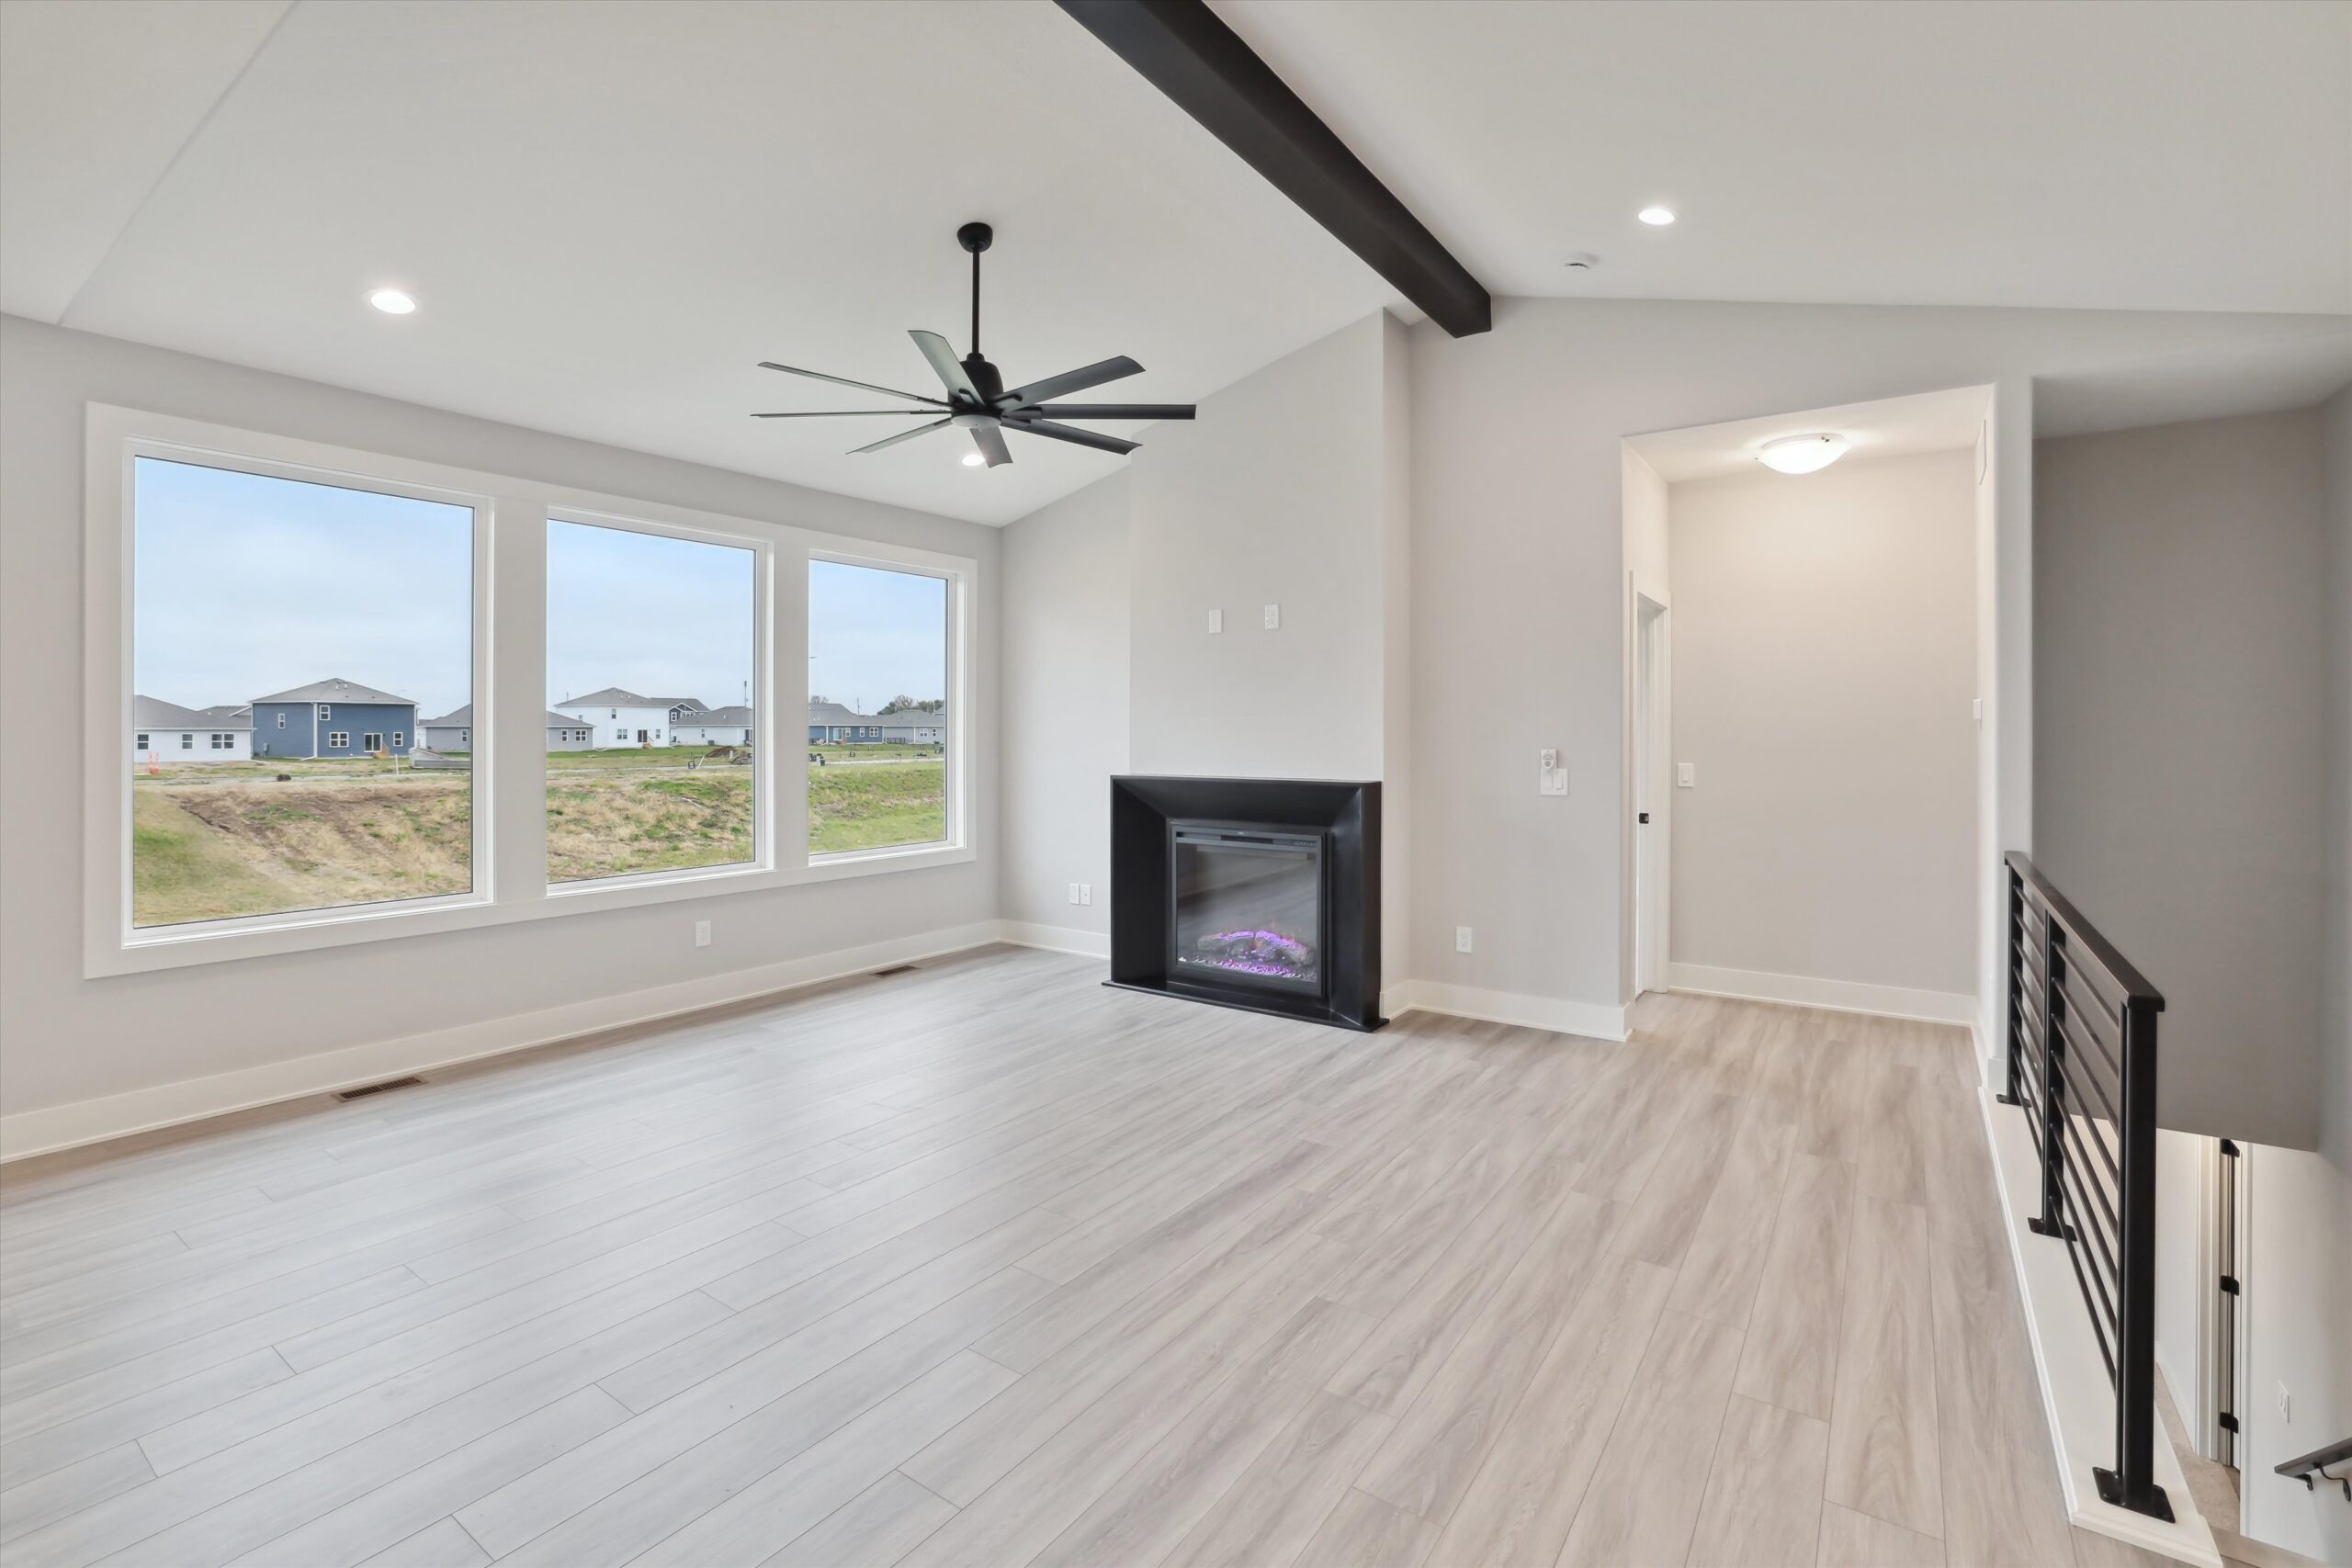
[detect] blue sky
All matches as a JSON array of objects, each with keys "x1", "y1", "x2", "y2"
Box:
[
  {"x1": 809, "y1": 558, "x2": 945, "y2": 714},
  {"x1": 133, "y1": 458, "x2": 946, "y2": 719},
  {"x1": 134, "y1": 457, "x2": 474, "y2": 715}
]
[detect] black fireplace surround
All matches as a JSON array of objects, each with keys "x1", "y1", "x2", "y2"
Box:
[{"x1": 1107, "y1": 776, "x2": 1384, "y2": 1032}]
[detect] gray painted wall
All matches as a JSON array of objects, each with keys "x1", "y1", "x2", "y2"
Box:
[
  {"x1": 0, "y1": 314, "x2": 999, "y2": 1122},
  {"x1": 2034, "y1": 409, "x2": 2328, "y2": 1148},
  {"x1": 1668, "y1": 450, "x2": 1978, "y2": 998}
]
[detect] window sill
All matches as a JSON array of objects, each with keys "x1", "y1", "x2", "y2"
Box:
[{"x1": 87, "y1": 842, "x2": 977, "y2": 977}]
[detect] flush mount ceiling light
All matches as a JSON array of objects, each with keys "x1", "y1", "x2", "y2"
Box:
[
  {"x1": 1758, "y1": 434, "x2": 1849, "y2": 475},
  {"x1": 367, "y1": 288, "x2": 417, "y2": 315},
  {"x1": 1636, "y1": 206, "x2": 1677, "y2": 226},
  {"x1": 960, "y1": 452, "x2": 985, "y2": 467}
]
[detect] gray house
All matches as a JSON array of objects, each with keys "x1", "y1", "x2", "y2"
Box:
[
  {"x1": 807, "y1": 701, "x2": 943, "y2": 744},
  {"x1": 418, "y1": 704, "x2": 595, "y2": 751},
  {"x1": 251, "y1": 678, "x2": 418, "y2": 758}
]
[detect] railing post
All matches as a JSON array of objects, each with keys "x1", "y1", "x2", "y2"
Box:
[
  {"x1": 2000, "y1": 864, "x2": 2025, "y2": 1105},
  {"x1": 2097, "y1": 995, "x2": 2173, "y2": 1519},
  {"x1": 2030, "y1": 926, "x2": 2070, "y2": 1238}
]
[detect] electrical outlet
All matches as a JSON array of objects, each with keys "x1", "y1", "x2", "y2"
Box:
[
  {"x1": 1538, "y1": 750, "x2": 1568, "y2": 796},
  {"x1": 1677, "y1": 761, "x2": 1695, "y2": 788},
  {"x1": 1455, "y1": 926, "x2": 1473, "y2": 953},
  {"x1": 694, "y1": 919, "x2": 711, "y2": 949},
  {"x1": 1262, "y1": 604, "x2": 1280, "y2": 630},
  {"x1": 1069, "y1": 882, "x2": 1080, "y2": 905},
  {"x1": 1080, "y1": 884, "x2": 1092, "y2": 906}
]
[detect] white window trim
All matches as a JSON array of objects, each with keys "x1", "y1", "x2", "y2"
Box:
[
  {"x1": 83, "y1": 402, "x2": 978, "y2": 978},
  {"x1": 807, "y1": 546, "x2": 969, "y2": 871}
]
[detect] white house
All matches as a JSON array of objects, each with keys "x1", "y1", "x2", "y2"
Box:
[
  {"x1": 548, "y1": 687, "x2": 706, "y2": 749},
  {"x1": 133, "y1": 694, "x2": 250, "y2": 763},
  {"x1": 418, "y1": 704, "x2": 596, "y2": 752},
  {"x1": 673, "y1": 705, "x2": 754, "y2": 747}
]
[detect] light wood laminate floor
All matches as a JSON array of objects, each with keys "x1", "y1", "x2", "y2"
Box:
[{"x1": 0, "y1": 945, "x2": 2134, "y2": 1566}]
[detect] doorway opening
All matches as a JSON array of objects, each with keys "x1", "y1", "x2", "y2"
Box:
[{"x1": 1618, "y1": 384, "x2": 1994, "y2": 1021}]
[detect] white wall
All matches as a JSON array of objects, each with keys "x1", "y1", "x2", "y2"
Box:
[
  {"x1": 1001, "y1": 313, "x2": 1414, "y2": 979},
  {"x1": 2324, "y1": 384, "x2": 2352, "y2": 1179},
  {"x1": 1666, "y1": 450, "x2": 1978, "y2": 1002},
  {"x1": 1000, "y1": 470, "x2": 1131, "y2": 942},
  {"x1": 2034, "y1": 410, "x2": 2328, "y2": 1148},
  {"x1": 1125, "y1": 314, "x2": 1403, "y2": 784},
  {"x1": 0, "y1": 314, "x2": 1000, "y2": 1135},
  {"x1": 1406, "y1": 298, "x2": 2342, "y2": 1032},
  {"x1": 2241, "y1": 1141, "x2": 2350, "y2": 1565}
]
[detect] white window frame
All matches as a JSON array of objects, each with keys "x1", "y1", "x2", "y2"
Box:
[
  {"x1": 179, "y1": 733, "x2": 193, "y2": 749},
  {"x1": 544, "y1": 504, "x2": 775, "y2": 897},
  {"x1": 804, "y1": 546, "x2": 970, "y2": 876},
  {"x1": 85, "y1": 403, "x2": 978, "y2": 977},
  {"x1": 326, "y1": 731, "x2": 351, "y2": 750}
]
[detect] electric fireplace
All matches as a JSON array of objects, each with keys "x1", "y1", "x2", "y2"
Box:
[
  {"x1": 1170, "y1": 826, "x2": 1323, "y2": 995},
  {"x1": 1107, "y1": 776, "x2": 1383, "y2": 1031}
]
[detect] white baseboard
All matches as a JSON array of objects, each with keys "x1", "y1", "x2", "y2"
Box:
[
  {"x1": 0, "y1": 919, "x2": 1005, "y2": 1164},
  {"x1": 996, "y1": 920, "x2": 1110, "y2": 960},
  {"x1": 1667, "y1": 961, "x2": 1976, "y2": 1026},
  {"x1": 1978, "y1": 1085, "x2": 2222, "y2": 1568},
  {"x1": 1393, "y1": 980, "x2": 1629, "y2": 1043}
]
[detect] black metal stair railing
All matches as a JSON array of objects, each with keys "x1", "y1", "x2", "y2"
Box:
[{"x1": 2001, "y1": 851, "x2": 2172, "y2": 1520}]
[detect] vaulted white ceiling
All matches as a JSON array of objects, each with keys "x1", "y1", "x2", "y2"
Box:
[
  {"x1": 1217, "y1": 0, "x2": 2352, "y2": 317},
  {"x1": 6, "y1": 0, "x2": 2346, "y2": 525}
]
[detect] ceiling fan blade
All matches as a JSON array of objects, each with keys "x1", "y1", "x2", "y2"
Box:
[
  {"x1": 1004, "y1": 418, "x2": 1139, "y2": 457},
  {"x1": 971, "y1": 424, "x2": 1012, "y2": 468},
  {"x1": 910, "y1": 330, "x2": 982, "y2": 403},
  {"x1": 751, "y1": 409, "x2": 943, "y2": 418},
  {"x1": 1003, "y1": 356, "x2": 1144, "y2": 408},
  {"x1": 757, "y1": 360, "x2": 947, "y2": 406},
  {"x1": 848, "y1": 417, "x2": 953, "y2": 455},
  {"x1": 1021, "y1": 403, "x2": 1195, "y2": 421}
]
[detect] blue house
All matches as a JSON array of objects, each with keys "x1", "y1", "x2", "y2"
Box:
[{"x1": 252, "y1": 678, "x2": 419, "y2": 759}]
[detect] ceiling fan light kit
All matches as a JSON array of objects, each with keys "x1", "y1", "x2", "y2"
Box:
[{"x1": 751, "y1": 221, "x2": 1196, "y2": 468}]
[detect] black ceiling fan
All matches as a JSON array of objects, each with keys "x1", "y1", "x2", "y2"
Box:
[{"x1": 752, "y1": 222, "x2": 1194, "y2": 468}]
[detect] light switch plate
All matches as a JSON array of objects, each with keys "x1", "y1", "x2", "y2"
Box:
[
  {"x1": 1208, "y1": 609, "x2": 1222, "y2": 634},
  {"x1": 1538, "y1": 750, "x2": 1568, "y2": 795},
  {"x1": 1080, "y1": 884, "x2": 1092, "y2": 906},
  {"x1": 1677, "y1": 762, "x2": 1695, "y2": 788},
  {"x1": 1455, "y1": 926, "x2": 1473, "y2": 953},
  {"x1": 1262, "y1": 604, "x2": 1280, "y2": 630}
]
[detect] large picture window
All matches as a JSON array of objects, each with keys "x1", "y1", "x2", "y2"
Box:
[
  {"x1": 807, "y1": 558, "x2": 949, "y2": 856},
  {"x1": 545, "y1": 517, "x2": 759, "y2": 885},
  {"x1": 129, "y1": 456, "x2": 474, "y2": 929},
  {"x1": 92, "y1": 407, "x2": 969, "y2": 976}
]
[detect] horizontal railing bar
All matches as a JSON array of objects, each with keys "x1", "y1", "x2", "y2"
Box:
[
  {"x1": 2059, "y1": 982, "x2": 2125, "y2": 1065},
  {"x1": 2060, "y1": 1214, "x2": 2120, "y2": 1385},
  {"x1": 2006, "y1": 852, "x2": 2163, "y2": 1008},
  {"x1": 2058, "y1": 1129, "x2": 2124, "y2": 1285},
  {"x1": 2052, "y1": 1028, "x2": 2124, "y2": 1132}
]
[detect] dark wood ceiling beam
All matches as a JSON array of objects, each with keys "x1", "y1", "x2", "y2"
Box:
[{"x1": 1056, "y1": 0, "x2": 1492, "y2": 338}]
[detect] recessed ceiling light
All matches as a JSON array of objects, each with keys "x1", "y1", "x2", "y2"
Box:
[
  {"x1": 367, "y1": 288, "x2": 417, "y2": 315},
  {"x1": 1758, "y1": 434, "x2": 1849, "y2": 475},
  {"x1": 1637, "y1": 206, "x2": 1677, "y2": 226},
  {"x1": 961, "y1": 451, "x2": 985, "y2": 468}
]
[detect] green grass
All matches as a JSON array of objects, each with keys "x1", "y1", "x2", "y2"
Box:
[
  {"x1": 808, "y1": 758, "x2": 944, "y2": 853},
  {"x1": 130, "y1": 750, "x2": 945, "y2": 921}
]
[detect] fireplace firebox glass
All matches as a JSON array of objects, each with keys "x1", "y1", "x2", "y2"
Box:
[{"x1": 1170, "y1": 827, "x2": 1324, "y2": 993}]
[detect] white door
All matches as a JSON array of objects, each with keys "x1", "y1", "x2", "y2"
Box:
[{"x1": 1634, "y1": 592, "x2": 1670, "y2": 997}]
